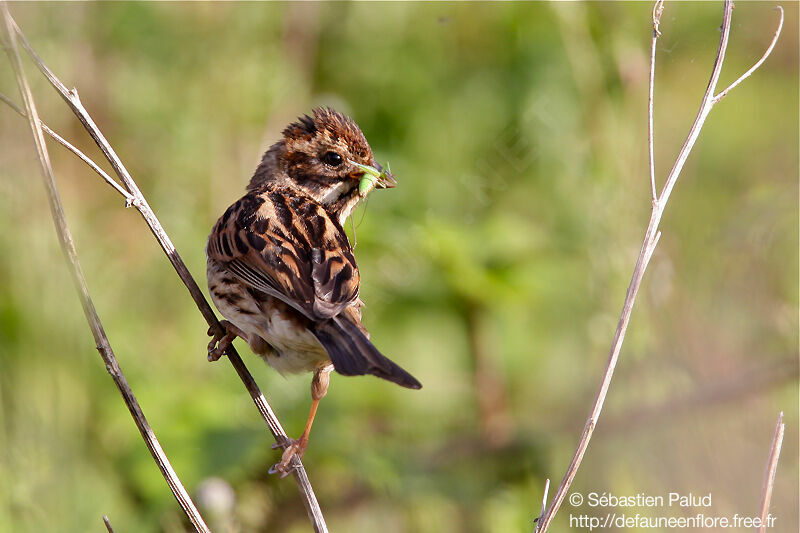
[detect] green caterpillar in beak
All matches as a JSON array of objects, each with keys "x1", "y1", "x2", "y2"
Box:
[{"x1": 350, "y1": 161, "x2": 391, "y2": 198}]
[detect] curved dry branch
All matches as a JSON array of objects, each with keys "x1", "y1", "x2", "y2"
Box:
[
  {"x1": 714, "y1": 7, "x2": 785, "y2": 104},
  {"x1": 535, "y1": 1, "x2": 783, "y2": 530},
  {"x1": 0, "y1": 4, "x2": 209, "y2": 532},
  {"x1": 1, "y1": 6, "x2": 327, "y2": 532}
]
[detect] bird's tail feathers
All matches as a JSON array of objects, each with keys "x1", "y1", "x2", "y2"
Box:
[{"x1": 311, "y1": 316, "x2": 422, "y2": 390}]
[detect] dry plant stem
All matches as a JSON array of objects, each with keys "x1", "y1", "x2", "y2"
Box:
[
  {"x1": 714, "y1": 7, "x2": 784, "y2": 105},
  {"x1": 102, "y1": 516, "x2": 115, "y2": 533},
  {"x1": 537, "y1": 478, "x2": 550, "y2": 525},
  {"x1": 648, "y1": 0, "x2": 664, "y2": 202},
  {"x1": 0, "y1": 5, "x2": 210, "y2": 533},
  {"x1": 0, "y1": 91, "x2": 134, "y2": 202},
  {"x1": 535, "y1": 2, "x2": 783, "y2": 530},
  {"x1": 757, "y1": 412, "x2": 784, "y2": 533},
  {"x1": 2, "y1": 10, "x2": 327, "y2": 532}
]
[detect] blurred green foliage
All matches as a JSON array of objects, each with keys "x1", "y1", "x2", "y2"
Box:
[{"x1": 0, "y1": 2, "x2": 797, "y2": 532}]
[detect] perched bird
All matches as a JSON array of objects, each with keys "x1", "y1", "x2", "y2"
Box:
[{"x1": 206, "y1": 107, "x2": 421, "y2": 477}]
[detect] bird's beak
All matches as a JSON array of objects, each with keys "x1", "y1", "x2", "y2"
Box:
[
  {"x1": 349, "y1": 160, "x2": 397, "y2": 198},
  {"x1": 371, "y1": 162, "x2": 397, "y2": 189}
]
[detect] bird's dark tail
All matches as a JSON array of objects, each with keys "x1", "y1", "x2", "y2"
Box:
[{"x1": 311, "y1": 316, "x2": 422, "y2": 389}]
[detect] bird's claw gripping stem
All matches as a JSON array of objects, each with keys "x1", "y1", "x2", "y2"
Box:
[
  {"x1": 206, "y1": 320, "x2": 245, "y2": 361},
  {"x1": 268, "y1": 436, "x2": 309, "y2": 479}
]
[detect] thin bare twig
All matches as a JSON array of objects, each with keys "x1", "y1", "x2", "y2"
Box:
[
  {"x1": 1, "y1": 8, "x2": 327, "y2": 532},
  {"x1": 102, "y1": 516, "x2": 115, "y2": 533},
  {"x1": 757, "y1": 412, "x2": 784, "y2": 533},
  {"x1": 648, "y1": 0, "x2": 664, "y2": 202},
  {"x1": 0, "y1": 5, "x2": 210, "y2": 532},
  {"x1": 537, "y1": 479, "x2": 550, "y2": 526},
  {"x1": 535, "y1": 2, "x2": 783, "y2": 530},
  {"x1": 0, "y1": 91, "x2": 135, "y2": 202},
  {"x1": 714, "y1": 7, "x2": 784, "y2": 104}
]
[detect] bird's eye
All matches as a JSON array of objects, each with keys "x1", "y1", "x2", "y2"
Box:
[{"x1": 322, "y1": 152, "x2": 343, "y2": 167}]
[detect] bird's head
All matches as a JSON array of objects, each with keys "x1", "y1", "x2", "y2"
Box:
[{"x1": 250, "y1": 107, "x2": 395, "y2": 224}]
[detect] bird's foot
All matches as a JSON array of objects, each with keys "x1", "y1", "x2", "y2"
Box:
[
  {"x1": 206, "y1": 320, "x2": 244, "y2": 362},
  {"x1": 268, "y1": 436, "x2": 309, "y2": 479}
]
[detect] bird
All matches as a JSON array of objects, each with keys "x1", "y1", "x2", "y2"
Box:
[{"x1": 206, "y1": 107, "x2": 421, "y2": 477}]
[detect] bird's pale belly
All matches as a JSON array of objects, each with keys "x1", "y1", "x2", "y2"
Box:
[{"x1": 207, "y1": 258, "x2": 330, "y2": 375}]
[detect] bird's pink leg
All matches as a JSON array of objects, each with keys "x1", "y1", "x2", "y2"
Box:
[
  {"x1": 269, "y1": 364, "x2": 334, "y2": 478},
  {"x1": 207, "y1": 320, "x2": 247, "y2": 361}
]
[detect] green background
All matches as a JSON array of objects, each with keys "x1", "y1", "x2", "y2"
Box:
[{"x1": 1, "y1": 2, "x2": 797, "y2": 532}]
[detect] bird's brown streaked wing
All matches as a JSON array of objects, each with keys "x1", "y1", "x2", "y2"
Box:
[{"x1": 207, "y1": 191, "x2": 360, "y2": 321}]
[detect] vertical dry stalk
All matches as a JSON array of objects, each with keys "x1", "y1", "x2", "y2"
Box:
[
  {"x1": 535, "y1": 2, "x2": 784, "y2": 530},
  {"x1": 1, "y1": 5, "x2": 327, "y2": 532},
  {"x1": 0, "y1": 4, "x2": 210, "y2": 532},
  {"x1": 647, "y1": 0, "x2": 663, "y2": 202},
  {"x1": 757, "y1": 412, "x2": 785, "y2": 533}
]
